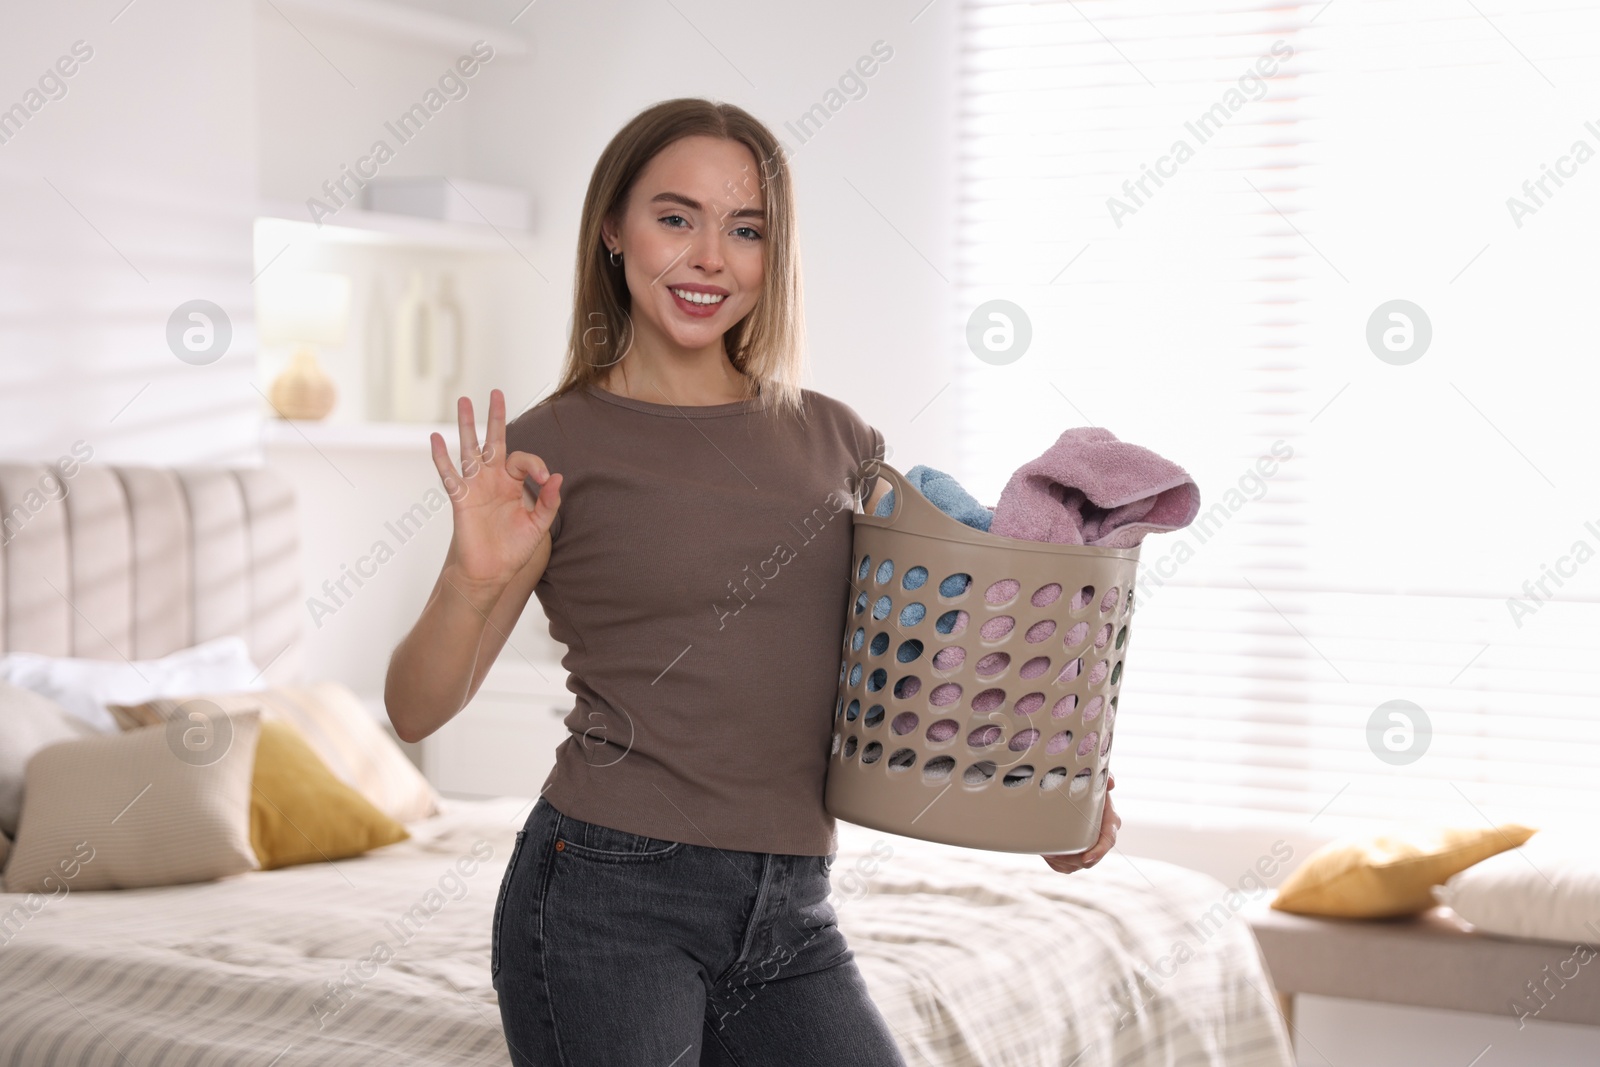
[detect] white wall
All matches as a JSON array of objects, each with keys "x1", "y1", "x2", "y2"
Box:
[{"x1": 0, "y1": 0, "x2": 259, "y2": 464}]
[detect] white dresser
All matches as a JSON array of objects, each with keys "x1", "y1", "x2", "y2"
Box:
[{"x1": 408, "y1": 657, "x2": 574, "y2": 800}]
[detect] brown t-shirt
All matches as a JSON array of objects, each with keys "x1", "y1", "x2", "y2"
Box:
[{"x1": 504, "y1": 381, "x2": 886, "y2": 856}]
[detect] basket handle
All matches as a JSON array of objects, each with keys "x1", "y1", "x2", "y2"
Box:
[{"x1": 853, "y1": 460, "x2": 953, "y2": 532}]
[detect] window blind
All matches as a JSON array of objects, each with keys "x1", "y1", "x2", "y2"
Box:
[{"x1": 955, "y1": 0, "x2": 1600, "y2": 832}]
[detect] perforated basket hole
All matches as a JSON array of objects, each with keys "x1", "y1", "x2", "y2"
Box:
[
  {"x1": 963, "y1": 760, "x2": 996, "y2": 787},
  {"x1": 850, "y1": 627, "x2": 865, "y2": 652},
  {"x1": 848, "y1": 663, "x2": 863, "y2": 687},
  {"x1": 869, "y1": 632, "x2": 889, "y2": 656},
  {"x1": 935, "y1": 610, "x2": 969, "y2": 636},
  {"x1": 893, "y1": 675, "x2": 922, "y2": 700},
  {"x1": 872, "y1": 595, "x2": 892, "y2": 620},
  {"x1": 1125, "y1": 585, "x2": 1135, "y2": 614},
  {"x1": 1110, "y1": 660, "x2": 1123, "y2": 686},
  {"x1": 1100, "y1": 586, "x2": 1120, "y2": 614},
  {"x1": 979, "y1": 615, "x2": 1015, "y2": 640},
  {"x1": 985, "y1": 578, "x2": 1020, "y2": 605},
  {"x1": 1087, "y1": 659, "x2": 1109, "y2": 687},
  {"x1": 843, "y1": 735, "x2": 858, "y2": 759},
  {"x1": 1115, "y1": 625, "x2": 1128, "y2": 651},
  {"x1": 1045, "y1": 730, "x2": 1075, "y2": 754},
  {"x1": 1054, "y1": 658, "x2": 1082, "y2": 685},
  {"x1": 899, "y1": 602, "x2": 927, "y2": 627},
  {"x1": 1051, "y1": 694, "x2": 1077, "y2": 718},
  {"x1": 854, "y1": 592, "x2": 867, "y2": 616},
  {"x1": 1069, "y1": 767, "x2": 1092, "y2": 796},
  {"x1": 1082, "y1": 695, "x2": 1104, "y2": 722},
  {"x1": 929, "y1": 682, "x2": 964, "y2": 707},
  {"x1": 972, "y1": 687, "x2": 1007, "y2": 713},
  {"x1": 876, "y1": 558, "x2": 896, "y2": 585},
  {"x1": 864, "y1": 704, "x2": 885, "y2": 728},
  {"x1": 857, "y1": 555, "x2": 871, "y2": 582},
  {"x1": 1009, "y1": 728, "x2": 1040, "y2": 751},
  {"x1": 923, "y1": 755, "x2": 956, "y2": 782},
  {"x1": 1031, "y1": 582, "x2": 1062, "y2": 607},
  {"x1": 1040, "y1": 766, "x2": 1069, "y2": 791},
  {"x1": 1002, "y1": 765, "x2": 1034, "y2": 788},
  {"x1": 1072, "y1": 585, "x2": 1095, "y2": 612},
  {"x1": 888, "y1": 747, "x2": 917, "y2": 771},
  {"x1": 926, "y1": 718, "x2": 959, "y2": 743},
  {"x1": 845, "y1": 699, "x2": 860, "y2": 722},
  {"x1": 1095, "y1": 623, "x2": 1113, "y2": 650},
  {"x1": 897, "y1": 639, "x2": 925, "y2": 664},
  {"x1": 1015, "y1": 692, "x2": 1045, "y2": 715},
  {"x1": 1076, "y1": 731, "x2": 1099, "y2": 757},
  {"x1": 1019, "y1": 656, "x2": 1051, "y2": 680},
  {"x1": 976, "y1": 652, "x2": 1010, "y2": 678},
  {"x1": 940, "y1": 572, "x2": 971, "y2": 599},
  {"x1": 861, "y1": 741, "x2": 883, "y2": 764},
  {"x1": 866, "y1": 668, "x2": 886, "y2": 692},
  {"x1": 902, "y1": 565, "x2": 929, "y2": 591},
  {"x1": 1102, "y1": 730, "x2": 1114, "y2": 756},
  {"x1": 932, "y1": 646, "x2": 966, "y2": 671},
  {"x1": 967, "y1": 723, "x2": 1003, "y2": 749},
  {"x1": 835, "y1": 696, "x2": 843, "y2": 721},
  {"x1": 1025, "y1": 620, "x2": 1056, "y2": 643},
  {"x1": 891, "y1": 711, "x2": 920, "y2": 735},
  {"x1": 1063, "y1": 621, "x2": 1089, "y2": 649}
]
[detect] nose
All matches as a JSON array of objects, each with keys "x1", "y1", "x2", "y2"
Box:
[{"x1": 686, "y1": 226, "x2": 725, "y2": 274}]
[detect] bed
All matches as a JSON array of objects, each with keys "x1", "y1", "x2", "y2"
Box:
[{"x1": 0, "y1": 460, "x2": 1294, "y2": 1066}]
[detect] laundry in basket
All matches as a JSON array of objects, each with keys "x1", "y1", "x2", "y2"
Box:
[{"x1": 825, "y1": 455, "x2": 1194, "y2": 855}]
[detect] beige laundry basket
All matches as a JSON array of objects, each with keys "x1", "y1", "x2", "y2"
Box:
[{"x1": 825, "y1": 460, "x2": 1140, "y2": 855}]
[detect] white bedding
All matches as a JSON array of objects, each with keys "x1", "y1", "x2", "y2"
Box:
[{"x1": 0, "y1": 796, "x2": 1292, "y2": 1066}]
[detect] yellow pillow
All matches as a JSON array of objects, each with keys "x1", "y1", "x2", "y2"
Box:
[
  {"x1": 1271, "y1": 822, "x2": 1537, "y2": 919},
  {"x1": 251, "y1": 719, "x2": 409, "y2": 870}
]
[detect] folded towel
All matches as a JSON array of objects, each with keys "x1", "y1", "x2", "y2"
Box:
[
  {"x1": 989, "y1": 428, "x2": 1199, "y2": 548},
  {"x1": 874, "y1": 465, "x2": 994, "y2": 532}
]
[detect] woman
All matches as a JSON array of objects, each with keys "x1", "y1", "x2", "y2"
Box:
[{"x1": 385, "y1": 97, "x2": 1118, "y2": 1066}]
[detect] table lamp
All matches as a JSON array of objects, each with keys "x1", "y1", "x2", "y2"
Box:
[{"x1": 259, "y1": 270, "x2": 352, "y2": 420}]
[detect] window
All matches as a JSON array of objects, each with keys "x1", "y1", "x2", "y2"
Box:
[{"x1": 956, "y1": 0, "x2": 1600, "y2": 831}]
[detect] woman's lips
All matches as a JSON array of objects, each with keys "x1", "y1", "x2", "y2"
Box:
[{"x1": 669, "y1": 288, "x2": 724, "y2": 318}]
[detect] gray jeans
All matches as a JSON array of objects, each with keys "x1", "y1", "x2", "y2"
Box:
[{"x1": 491, "y1": 796, "x2": 909, "y2": 1066}]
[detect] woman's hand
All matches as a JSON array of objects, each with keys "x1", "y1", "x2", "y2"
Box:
[
  {"x1": 1040, "y1": 772, "x2": 1119, "y2": 874},
  {"x1": 429, "y1": 388, "x2": 562, "y2": 595}
]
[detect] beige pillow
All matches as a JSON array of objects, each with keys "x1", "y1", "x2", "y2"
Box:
[
  {"x1": 1271, "y1": 822, "x2": 1537, "y2": 919},
  {"x1": 4, "y1": 710, "x2": 263, "y2": 892},
  {"x1": 0, "y1": 680, "x2": 96, "y2": 838},
  {"x1": 109, "y1": 681, "x2": 439, "y2": 824}
]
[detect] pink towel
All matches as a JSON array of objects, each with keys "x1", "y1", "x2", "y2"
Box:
[{"x1": 989, "y1": 427, "x2": 1200, "y2": 548}]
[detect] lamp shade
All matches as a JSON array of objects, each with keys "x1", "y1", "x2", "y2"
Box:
[{"x1": 257, "y1": 271, "x2": 352, "y2": 346}]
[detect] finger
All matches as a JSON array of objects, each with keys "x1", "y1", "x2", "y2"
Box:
[
  {"x1": 428, "y1": 432, "x2": 464, "y2": 499},
  {"x1": 484, "y1": 388, "x2": 506, "y2": 467},
  {"x1": 456, "y1": 396, "x2": 483, "y2": 478}
]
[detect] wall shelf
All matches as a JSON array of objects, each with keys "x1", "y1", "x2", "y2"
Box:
[{"x1": 257, "y1": 199, "x2": 533, "y2": 253}]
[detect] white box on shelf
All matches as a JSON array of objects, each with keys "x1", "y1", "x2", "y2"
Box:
[{"x1": 363, "y1": 177, "x2": 530, "y2": 230}]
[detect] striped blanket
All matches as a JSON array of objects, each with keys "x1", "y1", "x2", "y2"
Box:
[{"x1": 0, "y1": 796, "x2": 1291, "y2": 1066}]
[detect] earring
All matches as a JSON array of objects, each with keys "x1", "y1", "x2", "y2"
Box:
[{"x1": 608, "y1": 248, "x2": 621, "y2": 266}]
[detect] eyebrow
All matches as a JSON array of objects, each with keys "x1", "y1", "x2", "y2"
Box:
[{"x1": 649, "y1": 191, "x2": 765, "y2": 221}]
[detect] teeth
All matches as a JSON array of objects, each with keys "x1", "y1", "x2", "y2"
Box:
[{"x1": 670, "y1": 287, "x2": 725, "y2": 305}]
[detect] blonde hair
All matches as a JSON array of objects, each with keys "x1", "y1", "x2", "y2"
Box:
[{"x1": 542, "y1": 97, "x2": 806, "y2": 420}]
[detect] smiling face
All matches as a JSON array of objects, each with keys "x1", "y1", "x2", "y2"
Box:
[{"x1": 601, "y1": 134, "x2": 767, "y2": 366}]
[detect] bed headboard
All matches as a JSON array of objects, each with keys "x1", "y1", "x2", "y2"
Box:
[{"x1": 0, "y1": 462, "x2": 304, "y2": 686}]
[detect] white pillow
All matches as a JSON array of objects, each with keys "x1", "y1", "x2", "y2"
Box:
[
  {"x1": 0, "y1": 681, "x2": 96, "y2": 838},
  {"x1": 0, "y1": 636, "x2": 264, "y2": 733},
  {"x1": 1433, "y1": 830, "x2": 1600, "y2": 944},
  {"x1": 4, "y1": 710, "x2": 263, "y2": 893}
]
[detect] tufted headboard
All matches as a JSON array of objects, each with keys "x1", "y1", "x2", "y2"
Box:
[{"x1": 0, "y1": 461, "x2": 304, "y2": 687}]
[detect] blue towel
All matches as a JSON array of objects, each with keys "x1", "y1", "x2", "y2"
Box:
[{"x1": 874, "y1": 465, "x2": 994, "y2": 533}]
